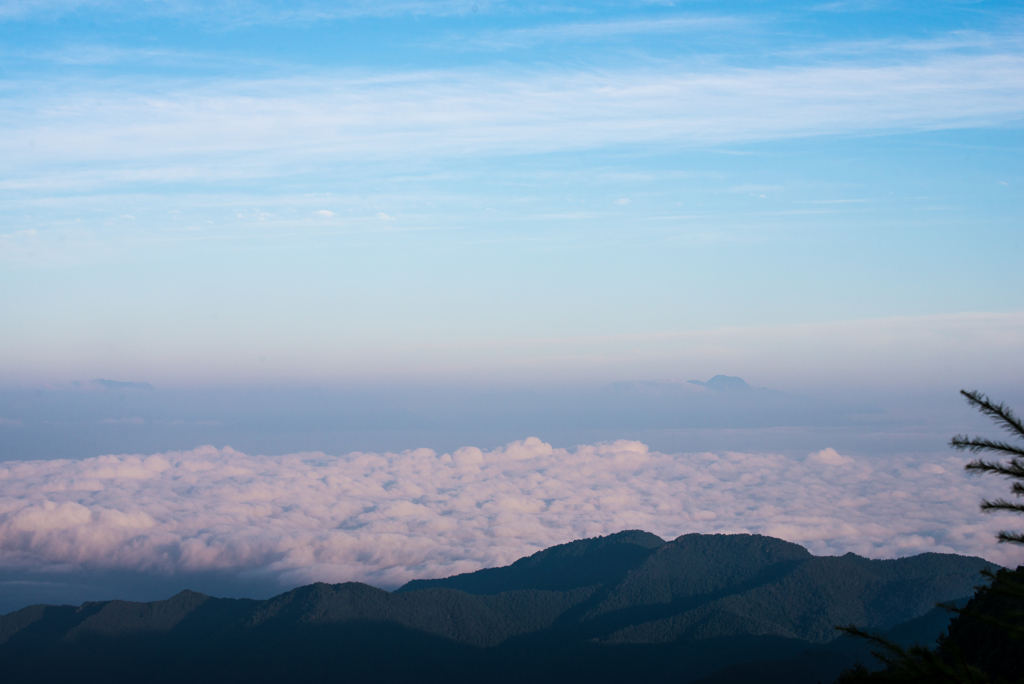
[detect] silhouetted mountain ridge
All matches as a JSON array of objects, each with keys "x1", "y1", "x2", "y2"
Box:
[
  {"x1": 0, "y1": 531, "x2": 997, "y2": 683},
  {"x1": 398, "y1": 529, "x2": 665, "y2": 594}
]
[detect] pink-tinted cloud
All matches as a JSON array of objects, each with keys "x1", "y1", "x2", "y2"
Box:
[{"x1": 0, "y1": 439, "x2": 1018, "y2": 589}]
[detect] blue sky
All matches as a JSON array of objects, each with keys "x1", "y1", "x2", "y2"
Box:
[
  {"x1": 2, "y1": 1, "x2": 1024, "y2": 611},
  {"x1": 2, "y1": 0, "x2": 1022, "y2": 392},
  {"x1": 1, "y1": 0, "x2": 1022, "y2": 464}
]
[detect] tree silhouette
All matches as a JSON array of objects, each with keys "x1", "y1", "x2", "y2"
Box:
[
  {"x1": 951, "y1": 390, "x2": 1024, "y2": 545},
  {"x1": 834, "y1": 390, "x2": 1024, "y2": 683}
]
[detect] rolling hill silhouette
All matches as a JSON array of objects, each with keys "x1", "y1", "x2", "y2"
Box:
[{"x1": 0, "y1": 531, "x2": 995, "y2": 683}]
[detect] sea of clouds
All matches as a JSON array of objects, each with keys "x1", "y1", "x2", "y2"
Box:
[{"x1": 0, "y1": 439, "x2": 1019, "y2": 590}]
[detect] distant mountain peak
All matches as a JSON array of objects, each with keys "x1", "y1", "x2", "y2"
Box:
[
  {"x1": 90, "y1": 379, "x2": 155, "y2": 390},
  {"x1": 687, "y1": 375, "x2": 752, "y2": 392}
]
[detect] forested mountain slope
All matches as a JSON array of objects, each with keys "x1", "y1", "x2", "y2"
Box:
[{"x1": 0, "y1": 531, "x2": 995, "y2": 684}]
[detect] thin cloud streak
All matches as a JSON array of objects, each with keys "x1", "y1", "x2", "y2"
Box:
[
  {"x1": 0, "y1": 0, "x2": 515, "y2": 22},
  {"x1": 451, "y1": 15, "x2": 752, "y2": 51},
  {"x1": 3, "y1": 54, "x2": 1023, "y2": 190}
]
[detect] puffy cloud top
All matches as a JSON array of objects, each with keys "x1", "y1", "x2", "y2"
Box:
[
  {"x1": 0, "y1": 439, "x2": 1018, "y2": 589},
  {"x1": 807, "y1": 448, "x2": 854, "y2": 466}
]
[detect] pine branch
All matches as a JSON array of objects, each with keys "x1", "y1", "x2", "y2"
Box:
[
  {"x1": 995, "y1": 530, "x2": 1024, "y2": 545},
  {"x1": 958, "y1": 390, "x2": 1024, "y2": 440},
  {"x1": 979, "y1": 497, "x2": 1024, "y2": 513},
  {"x1": 952, "y1": 437, "x2": 1024, "y2": 459},
  {"x1": 956, "y1": 392, "x2": 1024, "y2": 546},
  {"x1": 964, "y1": 457, "x2": 1024, "y2": 479}
]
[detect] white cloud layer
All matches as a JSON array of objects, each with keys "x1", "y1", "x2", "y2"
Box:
[{"x1": 0, "y1": 439, "x2": 1019, "y2": 589}]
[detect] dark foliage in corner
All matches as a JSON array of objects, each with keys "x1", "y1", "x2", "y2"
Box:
[
  {"x1": 834, "y1": 390, "x2": 1024, "y2": 684},
  {"x1": 835, "y1": 566, "x2": 1024, "y2": 683}
]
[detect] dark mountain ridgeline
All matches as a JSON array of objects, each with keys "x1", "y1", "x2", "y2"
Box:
[
  {"x1": 397, "y1": 529, "x2": 666, "y2": 594},
  {"x1": 0, "y1": 531, "x2": 997, "y2": 683}
]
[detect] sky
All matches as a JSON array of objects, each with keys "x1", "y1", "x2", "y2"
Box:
[{"x1": 1, "y1": 0, "x2": 1023, "y2": 612}]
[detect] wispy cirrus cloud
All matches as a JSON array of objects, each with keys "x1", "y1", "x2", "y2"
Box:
[
  {"x1": 3, "y1": 53, "x2": 1023, "y2": 192},
  {"x1": 777, "y1": 30, "x2": 1024, "y2": 59},
  {"x1": 0, "y1": 0, "x2": 525, "y2": 22},
  {"x1": 447, "y1": 14, "x2": 752, "y2": 51}
]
